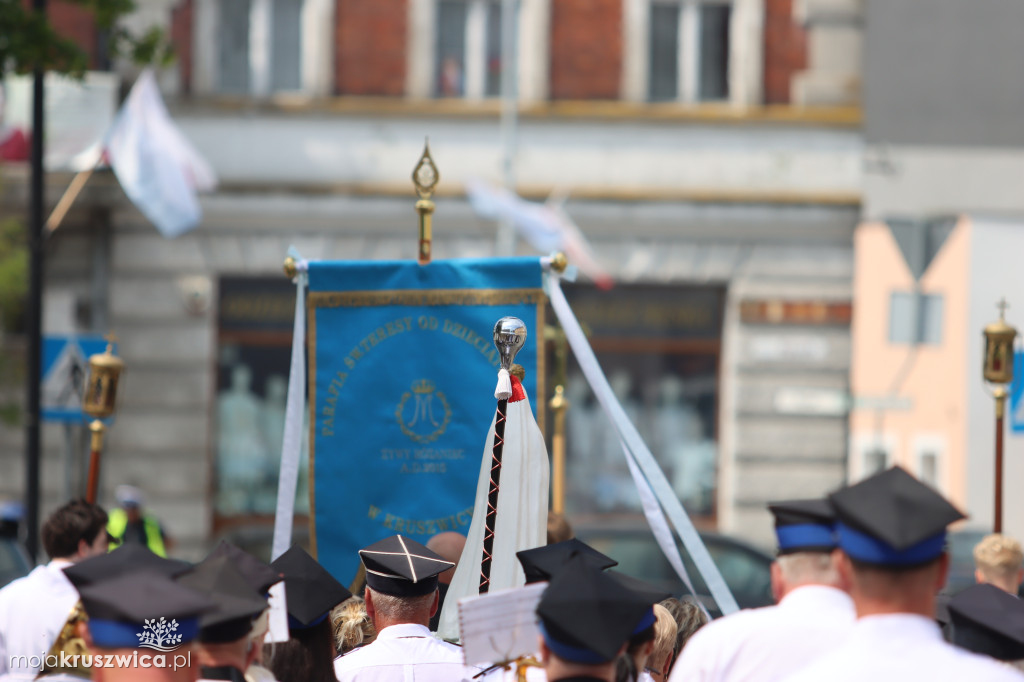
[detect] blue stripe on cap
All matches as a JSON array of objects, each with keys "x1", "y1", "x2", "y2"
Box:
[
  {"x1": 776, "y1": 523, "x2": 836, "y2": 551},
  {"x1": 837, "y1": 522, "x2": 946, "y2": 565},
  {"x1": 631, "y1": 607, "x2": 656, "y2": 635},
  {"x1": 90, "y1": 617, "x2": 200, "y2": 648},
  {"x1": 288, "y1": 611, "x2": 328, "y2": 630},
  {"x1": 538, "y1": 621, "x2": 609, "y2": 664}
]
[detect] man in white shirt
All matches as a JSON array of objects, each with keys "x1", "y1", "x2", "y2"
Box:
[
  {"x1": 333, "y1": 534, "x2": 475, "y2": 682},
  {"x1": 0, "y1": 499, "x2": 109, "y2": 681},
  {"x1": 783, "y1": 466, "x2": 1024, "y2": 682},
  {"x1": 669, "y1": 497, "x2": 855, "y2": 682}
]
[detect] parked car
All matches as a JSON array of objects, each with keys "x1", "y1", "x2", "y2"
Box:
[
  {"x1": 0, "y1": 504, "x2": 31, "y2": 588},
  {"x1": 574, "y1": 517, "x2": 774, "y2": 616}
]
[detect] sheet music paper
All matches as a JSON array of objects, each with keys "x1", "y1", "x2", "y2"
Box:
[{"x1": 458, "y1": 582, "x2": 548, "y2": 666}]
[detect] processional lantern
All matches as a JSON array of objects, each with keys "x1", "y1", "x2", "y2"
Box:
[
  {"x1": 82, "y1": 336, "x2": 125, "y2": 504},
  {"x1": 983, "y1": 299, "x2": 1017, "y2": 533}
]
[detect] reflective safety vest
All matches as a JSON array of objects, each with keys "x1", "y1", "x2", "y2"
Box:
[{"x1": 107, "y1": 508, "x2": 166, "y2": 557}]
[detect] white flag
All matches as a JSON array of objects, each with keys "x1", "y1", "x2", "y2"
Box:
[
  {"x1": 106, "y1": 69, "x2": 216, "y2": 238},
  {"x1": 436, "y1": 376, "x2": 550, "y2": 640},
  {"x1": 466, "y1": 180, "x2": 614, "y2": 289}
]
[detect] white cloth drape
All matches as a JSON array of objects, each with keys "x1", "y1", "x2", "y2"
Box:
[{"x1": 436, "y1": 392, "x2": 550, "y2": 640}]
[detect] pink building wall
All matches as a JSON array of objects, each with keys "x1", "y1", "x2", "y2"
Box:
[{"x1": 848, "y1": 217, "x2": 970, "y2": 509}]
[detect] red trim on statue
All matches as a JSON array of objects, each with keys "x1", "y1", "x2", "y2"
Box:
[{"x1": 509, "y1": 375, "x2": 526, "y2": 403}]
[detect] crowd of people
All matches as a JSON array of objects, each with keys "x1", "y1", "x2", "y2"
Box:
[{"x1": 0, "y1": 464, "x2": 1022, "y2": 681}]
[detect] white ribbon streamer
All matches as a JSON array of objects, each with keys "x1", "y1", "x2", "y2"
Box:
[
  {"x1": 271, "y1": 257, "x2": 308, "y2": 561},
  {"x1": 546, "y1": 271, "x2": 738, "y2": 616}
]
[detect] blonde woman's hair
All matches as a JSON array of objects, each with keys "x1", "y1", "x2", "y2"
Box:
[
  {"x1": 331, "y1": 596, "x2": 377, "y2": 655},
  {"x1": 647, "y1": 604, "x2": 678, "y2": 674}
]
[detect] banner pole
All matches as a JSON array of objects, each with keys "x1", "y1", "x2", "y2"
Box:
[{"x1": 480, "y1": 317, "x2": 527, "y2": 593}]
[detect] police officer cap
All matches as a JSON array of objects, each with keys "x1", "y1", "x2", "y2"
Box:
[
  {"x1": 206, "y1": 540, "x2": 282, "y2": 595},
  {"x1": 949, "y1": 584, "x2": 1024, "y2": 661},
  {"x1": 271, "y1": 545, "x2": 352, "y2": 629},
  {"x1": 64, "y1": 544, "x2": 192, "y2": 589},
  {"x1": 78, "y1": 570, "x2": 213, "y2": 649},
  {"x1": 516, "y1": 538, "x2": 618, "y2": 584},
  {"x1": 359, "y1": 535, "x2": 454, "y2": 597},
  {"x1": 767, "y1": 498, "x2": 838, "y2": 555},
  {"x1": 176, "y1": 555, "x2": 268, "y2": 643},
  {"x1": 829, "y1": 466, "x2": 965, "y2": 566},
  {"x1": 536, "y1": 554, "x2": 653, "y2": 665}
]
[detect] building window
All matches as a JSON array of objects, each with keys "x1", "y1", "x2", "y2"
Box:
[
  {"x1": 647, "y1": 0, "x2": 731, "y2": 102},
  {"x1": 195, "y1": 0, "x2": 333, "y2": 96},
  {"x1": 889, "y1": 292, "x2": 943, "y2": 345},
  {"x1": 216, "y1": 0, "x2": 302, "y2": 94},
  {"x1": 862, "y1": 446, "x2": 889, "y2": 476},
  {"x1": 913, "y1": 434, "x2": 945, "y2": 491},
  {"x1": 435, "y1": 0, "x2": 503, "y2": 98}
]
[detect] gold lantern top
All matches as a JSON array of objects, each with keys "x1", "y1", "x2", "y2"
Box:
[
  {"x1": 83, "y1": 338, "x2": 125, "y2": 420},
  {"x1": 983, "y1": 300, "x2": 1018, "y2": 386}
]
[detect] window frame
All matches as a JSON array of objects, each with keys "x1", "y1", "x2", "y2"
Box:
[
  {"x1": 408, "y1": 0, "x2": 550, "y2": 102},
  {"x1": 622, "y1": 0, "x2": 760, "y2": 106},
  {"x1": 193, "y1": 0, "x2": 334, "y2": 97}
]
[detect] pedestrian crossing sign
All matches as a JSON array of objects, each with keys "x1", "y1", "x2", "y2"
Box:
[{"x1": 42, "y1": 335, "x2": 113, "y2": 422}]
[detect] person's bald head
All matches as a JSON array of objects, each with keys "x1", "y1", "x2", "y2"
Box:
[{"x1": 426, "y1": 532, "x2": 466, "y2": 584}]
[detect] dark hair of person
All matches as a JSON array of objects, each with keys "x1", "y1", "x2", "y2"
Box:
[
  {"x1": 41, "y1": 499, "x2": 108, "y2": 559},
  {"x1": 264, "y1": 619, "x2": 336, "y2": 682},
  {"x1": 615, "y1": 652, "x2": 639, "y2": 682}
]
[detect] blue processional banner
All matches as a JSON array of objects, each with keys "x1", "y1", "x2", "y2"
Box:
[{"x1": 307, "y1": 257, "x2": 546, "y2": 583}]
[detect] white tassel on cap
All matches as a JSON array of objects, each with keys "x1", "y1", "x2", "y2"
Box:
[{"x1": 494, "y1": 368, "x2": 513, "y2": 400}]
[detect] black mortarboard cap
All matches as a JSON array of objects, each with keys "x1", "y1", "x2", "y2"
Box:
[
  {"x1": 536, "y1": 554, "x2": 652, "y2": 664},
  {"x1": 359, "y1": 535, "x2": 454, "y2": 597},
  {"x1": 271, "y1": 546, "x2": 352, "y2": 629},
  {"x1": 64, "y1": 544, "x2": 192, "y2": 589},
  {"x1": 949, "y1": 584, "x2": 1024, "y2": 661},
  {"x1": 78, "y1": 570, "x2": 213, "y2": 649},
  {"x1": 516, "y1": 539, "x2": 618, "y2": 584},
  {"x1": 767, "y1": 498, "x2": 838, "y2": 555},
  {"x1": 206, "y1": 540, "x2": 282, "y2": 595},
  {"x1": 176, "y1": 555, "x2": 268, "y2": 643},
  {"x1": 830, "y1": 466, "x2": 965, "y2": 566}
]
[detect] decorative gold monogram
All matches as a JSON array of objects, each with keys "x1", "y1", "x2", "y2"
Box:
[{"x1": 396, "y1": 379, "x2": 451, "y2": 444}]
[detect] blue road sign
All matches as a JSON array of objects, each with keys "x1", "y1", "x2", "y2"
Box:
[
  {"x1": 1011, "y1": 350, "x2": 1024, "y2": 434},
  {"x1": 41, "y1": 335, "x2": 113, "y2": 423}
]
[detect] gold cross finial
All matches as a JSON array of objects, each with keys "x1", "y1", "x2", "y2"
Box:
[{"x1": 998, "y1": 298, "x2": 1010, "y2": 320}]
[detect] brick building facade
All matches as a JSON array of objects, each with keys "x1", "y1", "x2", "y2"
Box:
[{"x1": 3, "y1": 0, "x2": 865, "y2": 564}]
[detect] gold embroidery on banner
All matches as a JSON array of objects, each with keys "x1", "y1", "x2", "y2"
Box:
[{"x1": 308, "y1": 288, "x2": 545, "y2": 309}]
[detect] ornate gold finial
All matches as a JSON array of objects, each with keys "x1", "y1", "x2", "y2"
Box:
[
  {"x1": 550, "y1": 252, "x2": 568, "y2": 273},
  {"x1": 412, "y1": 139, "x2": 440, "y2": 200},
  {"x1": 413, "y1": 139, "x2": 439, "y2": 266},
  {"x1": 284, "y1": 256, "x2": 298, "y2": 280}
]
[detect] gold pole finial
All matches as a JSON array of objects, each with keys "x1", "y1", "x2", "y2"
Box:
[
  {"x1": 412, "y1": 139, "x2": 439, "y2": 265},
  {"x1": 412, "y1": 139, "x2": 440, "y2": 200},
  {"x1": 550, "y1": 252, "x2": 568, "y2": 274},
  {"x1": 284, "y1": 256, "x2": 298, "y2": 280}
]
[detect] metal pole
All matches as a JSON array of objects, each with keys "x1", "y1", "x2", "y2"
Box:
[
  {"x1": 549, "y1": 386, "x2": 567, "y2": 514},
  {"x1": 25, "y1": 12, "x2": 46, "y2": 562},
  {"x1": 994, "y1": 387, "x2": 1006, "y2": 533},
  {"x1": 497, "y1": 0, "x2": 519, "y2": 256}
]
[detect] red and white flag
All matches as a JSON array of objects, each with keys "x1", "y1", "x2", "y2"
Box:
[
  {"x1": 436, "y1": 375, "x2": 550, "y2": 639},
  {"x1": 466, "y1": 179, "x2": 614, "y2": 290},
  {"x1": 104, "y1": 69, "x2": 216, "y2": 238}
]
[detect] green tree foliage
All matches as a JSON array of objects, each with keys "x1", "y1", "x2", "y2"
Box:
[
  {"x1": 0, "y1": 216, "x2": 27, "y2": 333},
  {"x1": 0, "y1": 0, "x2": 173, "y2": 77}
]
